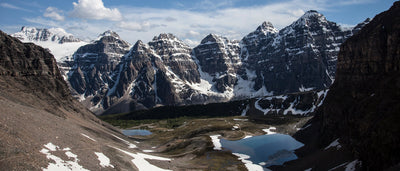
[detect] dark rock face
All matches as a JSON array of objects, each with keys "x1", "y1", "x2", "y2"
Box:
[
  {"x1": 0, "y1": 30, "x2": 91, "y2": 118},
  {"x1": 194, "y1": 34, "x2": 243, "y2": 92},
  {"x1": 300, "y1": 2, "x2": 400, "y2": 170},
  {"x1": 67, "y1": 30, "x2": 130, "y2": 111},
  {"x1": 104, "y1": 35, "x2": 200, "y2": 113},
  {"x1": 0, "y1": 31, "x2": 69, "y2": 101}
]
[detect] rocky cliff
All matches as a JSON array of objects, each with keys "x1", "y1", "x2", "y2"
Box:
[{"x1": 292, "y1": 2, "x2": 400, "y2": 170}]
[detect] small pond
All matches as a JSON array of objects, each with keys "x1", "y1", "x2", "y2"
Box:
[
  {"x1": 122, "y1": 129, "x2": 152, "y2": 136},
  {"x1": 220, "y1": 134, "x2": 303, "y2": 167}
]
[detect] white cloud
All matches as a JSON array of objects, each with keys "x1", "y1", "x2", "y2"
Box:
[
  {"x1": 187, "y1": 30, "x2": 200, "y2": 37},
  {"x1": 183, "y1": 39, "x2": 200, "y2": 47},
  {"x1": 18, "y1": 0, "x2": 375, "y2": 47},
  {"x1": 114, "y1": 0, "x2": 320, "y2": 44},
  {"x1": 117, "y1": 21, "x2": 165, "y2": 32},
  {"x1": 24, "y1": 17, "x2": 59, "y2": 27},
  {"x1": 70, "y1": 0, "x2": 122, "y2": 21},
  {"x1": 44, "y1": 7, "x2": 65, "y2": 21}
]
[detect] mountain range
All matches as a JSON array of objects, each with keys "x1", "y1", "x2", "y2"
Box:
[{"x1": 12, "y1": 11, "x2": 370, "y2": 114}]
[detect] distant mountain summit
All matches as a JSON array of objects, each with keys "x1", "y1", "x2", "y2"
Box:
[{"x1": 12, "y1": 26, "x2": 81, "y2": 43}]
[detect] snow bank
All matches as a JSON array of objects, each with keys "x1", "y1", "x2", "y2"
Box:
[
  {"x1": 40, "y1": 142, "x2": 89, "y2": 171},
  {"x1": 111, "y1": 134, "x2": 137, "y2": 148},
  {"x1": 94, "y1": 152, "x2": 114, "y2": 168},
  {"x1": 232, "y1": 153, "x2": 271, "y2": 171},
  {"x1": 81, "y1": 133, "x2": 97, "y2": 142},
  {"x1": 210, "y1": 135, "x2": 222, "y2": 150},
  {"x1": 262, "y1": 127, "x2": 277, "y2": 135},
  {"x1": 113, "y1": 147, "x2": 171, "y2": 171}
]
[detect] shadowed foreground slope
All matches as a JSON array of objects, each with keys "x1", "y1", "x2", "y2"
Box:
[{"x1": 0, "y1": 30, "x2": 172, "y2": 170}]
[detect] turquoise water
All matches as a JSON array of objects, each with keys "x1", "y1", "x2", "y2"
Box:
[
  {"x1": 220, "y1": 134, "x2": 303, "y2": 167},
  {"x1": 122, "y1": 129, "x2": 152, "y2": 136}
]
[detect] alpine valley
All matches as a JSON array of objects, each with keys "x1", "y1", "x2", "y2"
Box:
[
  {"x1": 2, "y1": 2, "x2": 400, "y2": 171},
  {"x1": 12, "y1": 10, "x2": 369, "y2": 115}
]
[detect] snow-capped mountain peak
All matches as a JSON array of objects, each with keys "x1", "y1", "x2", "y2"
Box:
[
  {"x1": 12, "y1": 26, "x2": 81, "y2": 44},
  {"x1": 256, "y1": 21, "x2": 278, "y2": 35},
  {"x1": 293, "y1": 10, "x2": 328, "y2": 26},
  {"x1": 99, "y1": 30, "x2": 119, "y2": 39}
]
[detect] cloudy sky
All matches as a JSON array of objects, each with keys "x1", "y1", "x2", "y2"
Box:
[{"x1": 0, "y1": 0, "x2": 396, "y2": 46}]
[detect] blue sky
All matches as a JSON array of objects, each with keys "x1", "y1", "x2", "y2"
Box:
[{"x1": 0, "y1": 0, "x2": 396, "y2": 46}]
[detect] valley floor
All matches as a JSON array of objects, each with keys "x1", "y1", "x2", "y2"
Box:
[{"x1": 103, "y1": 115, "x2": 312, "y2": 170}]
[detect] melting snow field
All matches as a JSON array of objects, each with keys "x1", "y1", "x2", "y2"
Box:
[
  {"x1": 210, "y1": 135, "x2": 222, "y2": 150},
  {"x1": 262, "y1": 127, "x2": 277, "y2": 135},
  {"x1": 113, "y1": 147, "x2": 172, "y2": 171},
  {"x1": 94, "y1": 152, "x2": 114, "y2": 168},
  {"x1": 111, "y1": 134, "x2": 137, "y2": 148},
  {"x1": 81, "y1": 133, "x2": 97, "y2": 142},
  {"x1": 40, "y1": 142, "x2": 89, "y2": 171},
  {"x1": 233, "y1": 153, "x2": 269, "y2": 171}
]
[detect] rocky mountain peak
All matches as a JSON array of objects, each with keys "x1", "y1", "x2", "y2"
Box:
[
  {"x1": 128, "y1": 40, "x2": 150, "y2": 56},
  {"x1": 256, "y1": 21, "x2": 278, "y2": 34},
  {"x1": 200, "y1": 34, "x2": 224, "y2": 44},
  {"x1": 351, "y1": 18, "x2": 371, "y2": 32},
  {"x1": 293, "y1": 10, "x2": 328, "y2": 27},
  {"x1": 152, "y1": 33, "x2": 178, "y2": 41},
  {"x1": 99, "y1": 30, "x2": 120, "y2": 39},
  {"x1": 132, "y1": 40, "x2": 146, "y2": 49},
  {"x1": 150, "y1": 33, "x2": 189, "y2": 48},
  {"x1": 149, "y1": 33, "x2": 191, "y2": 58}
]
